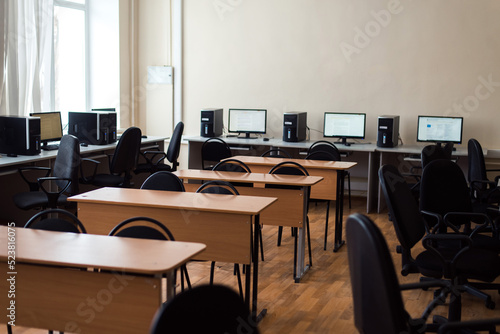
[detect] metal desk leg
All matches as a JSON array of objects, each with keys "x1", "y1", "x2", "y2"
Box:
[
  {"x1": 166, "y1": 271, "x2": 176, "y2": 300},
  {"x1": 294, "y1": 186, "x2": 311, "y2": 283},
  {"x1": 253, "y1": 214, "x2": 267, "y2": 322},
  {"x1": 334, "y1": 170, "x2": 346, "y2": 252}
]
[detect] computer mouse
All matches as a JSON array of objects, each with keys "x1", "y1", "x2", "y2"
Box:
[
  {"x1": 263, "y1": 137, "x2": 269, "y2": 141},
  {"x1": 80, "y1": 142, "x2": 88, "y2": 147}
]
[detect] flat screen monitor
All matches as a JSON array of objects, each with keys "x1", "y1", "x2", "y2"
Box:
[
  {"x1": 417, "y1": 116, "x2": 463, "y2": 144},
  {"x1": 323, "y1": 112, "x2": 366, "y2": 145},
  {"x1": 30, "y1": 112, "x2": 63, "y2": 150},
  {"x1": 228, "y1": 108, "x2": 267, "y2": 139}
]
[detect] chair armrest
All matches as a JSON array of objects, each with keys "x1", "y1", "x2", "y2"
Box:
[
  {"x1": 437, "y1": 318, "x2": 500, "y2": 334},
  {"x1": 142, "y1": 150, "x2": 167, "y2": 165},
  {"x1": 420, "y1": 210, "x2": 444, "y2": 233},
  {"x1": 38, "y1": 177, "x2": 72, "y2": 208},
  {"x1": 17, "y1": 166, "x2": 52, "y2": 191},
  {"x1": 80, "y1": 158, "x2": 100, "y2": 183},
  {"x1": 444, "y1": 211, "x2": 492, "y2": 236},
  {"x1": 422, "y1": 233, "x2": 472, "y2": 278}
]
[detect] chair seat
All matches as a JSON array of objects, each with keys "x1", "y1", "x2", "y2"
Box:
[
  {"x1": 416, "y1": 247, "x2": 500, "y2": 281},
  {"x1": 91, "y1": 174, "x2": 126, "y2": 187},
  {"x1": 13, "y1": 192, "x2": 68, "y2": 210}
]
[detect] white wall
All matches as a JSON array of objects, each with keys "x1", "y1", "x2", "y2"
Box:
[{"x1": 183, "y1": 0, "x2": 500, "y2": 148}]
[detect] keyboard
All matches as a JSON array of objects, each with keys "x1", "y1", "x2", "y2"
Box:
[{"x1": 42, "y1": 144, "x2": 59, "y2": 151}]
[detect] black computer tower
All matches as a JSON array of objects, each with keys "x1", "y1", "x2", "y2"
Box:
[
  {"x1": 200, "y1": 108, "x2": 223, "y2": 137},
  {"x1": 0, "y1": 115, "x2": 41, "y2": 155},
  {"x1": 69, "y1": 111, "x2": 117, "y2": 145},
  {"x1": 377, "y1": 115, "x2": 400, "y2": 147},
  {"x1": 283, "y1": 112, "x2": 307, "y2": 142}
]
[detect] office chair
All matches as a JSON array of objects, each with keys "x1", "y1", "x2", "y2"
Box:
[
  {"x1": 260, "y1": 148, "x2": 292, "y2": 158},
  {"x1": 196, "y1": 180, "x2": 244, "y2": 297},
  {"x1": 108, "y1": 216, "x2": 191, "y2": 292},
  {"x1": 468, "y1": 138, "x2": 500, "y2": 212},
  {"x1": 13, "y1": 134, "x2": 81, "y2": 211},
  {"x1": 201, "y1": 137, "x2": 232, "y2": 170},
  {"x1": 379, "y1": 164, "x2": 500, "y2": 319},
  {"x1": 140, "y1": 171, "x2": 185, "y2": 192},
  {"x1": 135, "y1": 121, "x2": 184, "y2": 175},
  {"x1": 346, "y1": 213, "x2": 500, "y2": 334},
  {"x1": 268, "y1": 161, "x2": 313, "y2": 268},
  {"x1": 149, "y1": 284, "x2": 259, "y2": 334},
  {"x1": 81, "y1": 126, "x2": 142, "y2": 188}
]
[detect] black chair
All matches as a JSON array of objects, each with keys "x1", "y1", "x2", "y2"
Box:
[
  {"x1": 268, "y1": 161, "x2": 312, "y2": 268},
  {"x1": 346, "y1": 213, "x2": 500, "y2": 334},
  {"x1": 13, "y1": 134, "x2": 81, "y2": 211},
  {"x1": 135, "y1": 121, "x2": 184, "y2": 174},
  {"x1": 196, "y1": 180, "x2": 244, "y2": 297},
  {"x1": 108, "y1": 216, "x2": 191, "y2": 292},
  {"x1": 201, "y1": 137, "x2": 232, "y2": 170},
  {"x1": 149, "y1": 284, "x2": 259, "y2": 334},
  {"x1": 379, "y1": 164, "x2": 500, "y2": 320},
  {"x1": 140, "y1": 171, "x2": 185, "y2": 192},
  {"x1": 81, "y1": 126, "x2": 142, "y2": 188},
  {"x1": 468, "y1": 138, "x2": 500, "y2": 212},
  {"x1": 260, "y1": 148, "x2": 292, "y2": 158}
]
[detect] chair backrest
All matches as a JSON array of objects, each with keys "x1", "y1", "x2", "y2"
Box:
[
  {"x1": 213, "y1": 159, "x2": 252, "y2": 173},
  {"x1": 346, "y1": 213, "x2": 411, "y2": 334},
  {"x1": 140, "y1": 171, "x2": 185, "y2": 192},
  {"x1": 201, "y1": 138, "x2": 232, "y2": 169},
  {"x1": 269, "y1": 161, "x2": 309, "y2": 176},
  {"x1": 149, "y1": 284, "x2": 258, "y2": 334},
  {"x1": 53, "y1": 134, "x2": 81, "y2": 194},
  {"x1": 110, "y1": 127, "x2": 142, "y2": 175},
  {"x1": 305, "y1": 150, "x2": 336, "y2": 161},
  {"x1": 421, "y1": 144, "x2": 452, "y2": 168},
  {"x1": 307, "y1": 141, "x2": 341, "y2": 161},
  {"x1": 24, "y1": 208, "x2": 87, "y2": 233},
  {"x1": 108, "y1": 216, "x2": 175, "y2": 241},
  {"x1": 468, "y1": 138, "x2": 488, "y2": 186},
  {"x1": 379, "y1": 164, "x2": 425, "y2": 251},
  {"x1": 196, "y1": 180, "x2": 240, "y2": 195},
  {"x1": 165, "y1": 122, "x2": 184, "y2": 170},
  {"x1": 420, "y1": 159, "x2": 473, "y2": 217},
  {"x1": 260, "y1": 148, "x2": 291, "y2": 159}
]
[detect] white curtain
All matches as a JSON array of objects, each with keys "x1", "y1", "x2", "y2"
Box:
[
  {"x1": 0, "y1": 0, "x2": 53, "y2": 116},
  {"x1": 0, "y1": 0, "x2": 8, "y2": 115}
]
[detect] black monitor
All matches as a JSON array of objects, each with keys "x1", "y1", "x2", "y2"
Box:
[
  {"x1": 30, "y1": 112, "x2": 63, "y2": 150},
  {"x1": 228, "y1": 108, "x2": 267, "y2": 139},
  {"x1": 323, "y1": 112, "x2": 366, "y2": 145},
  {"x1": 417, "y1": 115, "x2": 463, "y2": 145}
]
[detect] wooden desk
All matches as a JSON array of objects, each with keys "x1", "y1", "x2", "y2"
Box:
[
  {"x1": 174, "y1": 169, "x2": 323, "y2": 282},
  {"x1": 0, "y1": 226, "x2": 204, "y2": 333},
  {"x1": 228, "y1": 156, "x2": 357, "y2": 252},
  {"x1": 68, "y1": 187, "x2": 277, "y2": 321}
]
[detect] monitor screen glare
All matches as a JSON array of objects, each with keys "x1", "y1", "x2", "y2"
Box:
[
  {"x1": 31, "y1": 112, "x2": 63, "y2": 142},
  {"x1": 323, "y1": 112, "x2": 366, "y2": 139},
  {"x1": 417, "y1": 116, "x2": 463, "y2": 144},
  {"x1": 228, "y1": 109, "x2": 267, "y2": 134}
]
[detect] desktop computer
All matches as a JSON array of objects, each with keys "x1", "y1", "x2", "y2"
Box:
[
  {"x1": 0, "y1": 115, "x2": 41, "y2": 155},
  {"x1": 377, "y1": 115, "x2": 400, "y2": 147},
  {"x1": 68, "y1": 111, "x2": 117, "y2": 145},
  {"x1": 200, "y1": 108, "x2": 223, "y2": 137},
  {"x1": 283, "y1": 112, "x2": 307, "y2": 142}
]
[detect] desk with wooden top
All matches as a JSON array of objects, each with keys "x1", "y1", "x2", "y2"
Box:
[
  {"x1": 0, "y1": 226, "x2": 205, "y2": 333},
  {"x1": 174, "y1": 169, "x2": 323, "y2": 282},
  {"x1": 227, "y1": 156, "x2": 357, "y2": 252},
  {"x1": 68, "y1": 187, "x2": 277, "y2": 321}
]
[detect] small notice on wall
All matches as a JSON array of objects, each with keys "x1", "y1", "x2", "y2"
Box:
[{"x1": 147, "y1": 66, "x2": 173, "y2": 84}]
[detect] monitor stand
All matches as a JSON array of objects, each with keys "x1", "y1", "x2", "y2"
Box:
[
  {"x1": 338, "y1": 137, "x2": 355, "y2": 146},
  {"x1": 41, "y1": 142, "x2": 59, "y2": 151},
  {"x1": 237, "y1": 133, "x2": 258, "y2": 139}
]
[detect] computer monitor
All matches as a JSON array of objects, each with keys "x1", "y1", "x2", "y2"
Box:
[
  {"x1": 30, "y1": 112, "x2": 63, "y2": 150},
  {"x1": 416, "y1": 115, "x2": 463, "y2": 145},
  {"x1": 323, "y1": 112, "x2": 366, "y2": 145},
  {"x1": 228, "y1": 108, "x2": 267, "y2": 139}
]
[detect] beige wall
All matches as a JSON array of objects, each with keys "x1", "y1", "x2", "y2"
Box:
[{"x1": 183, "y1": 0, "x2": 500, "y2": 148}]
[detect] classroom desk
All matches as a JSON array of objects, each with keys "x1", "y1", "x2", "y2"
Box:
[
  {"x1": 185, "y1": 136, "x2": 378, "y2": 212},
  {"x1": 174, "y1": 169, "x2": 323, "y2": 282},
  {"x1": 227, "y1": 156, "x2": 357, "y2": 252},
  {"x1": 0, "y1": 226, "x2": 205, "y2": 333},
  {"x1": 68, "y1": 187, "x2": 277, "y2": 321}
]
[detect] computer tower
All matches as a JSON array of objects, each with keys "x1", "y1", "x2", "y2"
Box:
[
  {"x1": 0, "y1": 115, "x2": 41, "y2": 155},
  {"x1": 283, "y1": 112, "x2": 307, "y2": 142},
  {"x1": 69, "y1": 111, "x2": 117, "y2": 145},
  {"x1": 377, "y1": 115, "x2": 400, "y2": 147},
  {"x1": 200, "y1": 108, "x2": 223, "y2": 137}
]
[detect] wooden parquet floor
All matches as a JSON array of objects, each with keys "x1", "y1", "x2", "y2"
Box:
[{"x1": 5, "y1": 197, "x2": 500, "y2": 333}]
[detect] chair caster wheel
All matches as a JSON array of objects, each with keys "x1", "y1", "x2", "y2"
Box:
[{"x1": 486, "y1": 300, "x2": 495, "y2": 310}]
